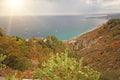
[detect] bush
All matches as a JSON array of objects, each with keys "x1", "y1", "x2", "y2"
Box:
[
  {"x1": 0, "y1": 54, "x2": 6, "y2": 70},
  {"x1": 34, "y1": 51, "x2": 101, "y2": 80},
  {"x1": 0, "y1": 36, "x2": 22, "y2": 57},
  {"x1": 38, "y1": 35, "x2": 66, "y2": 53},
  {"x1": 107, "y1": 18, "x2": 120, "y2": 26},
  {"x1": 5, "y1": 71, "x2": 16, "y2": 80},
  {"x1": 104, "y1": 18, "x2": 120, "y2": 29},
  {"x1": 0, "y1": 54, "x2": 6, "y2": 62},
  {"x1": 4, "y1": 55, "x2": 32, "y2": 71},
  {"x1": 111, "y1": 25, "x2": 120, "y2": 37},
  {"x1": 16, "y1": 37, "x2": 29, "y2": 57}
]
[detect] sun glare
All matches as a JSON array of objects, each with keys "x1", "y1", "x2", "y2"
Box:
[{"x1": 6, "y1": 0, "x2": 22, "y2": 9}]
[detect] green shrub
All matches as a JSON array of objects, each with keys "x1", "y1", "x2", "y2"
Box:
[
  {"x1": 4, "y1": 55, "x2": 32, "y2": 71},
  {"x1": 38, "y1": 35, "x2": 66, "y2": 53},
  {"x1": 34, "y1": 51, "x2": 101, "y2": 80},
  {"x1": 16, "y1": 38, "x2": 29, "y2": 57},
  {"x1": 0, "y1": 54, "x2": 6, "y2": 62},
  {"x1": 5, "y1": 71, "x2": 16, "y2": 80},
  {"x1": 104, "y1": 18, "x2": 120, "y2": 29},
  {"x1": 0, "y1": 54, "x2": 6, "y2": 70},
  {"x1": 112, "y1": 30, "x2": 120, "y2": 37},
  {"x1": 107, "y1": 18, "x2": 120, "y2": 26}
]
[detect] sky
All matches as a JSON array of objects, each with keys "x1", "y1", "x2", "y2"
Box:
[{"x1": 0, "y1": 0, "x2": 120, "y2": 16}]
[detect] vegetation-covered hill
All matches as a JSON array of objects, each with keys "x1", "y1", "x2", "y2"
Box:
[
  {"x1": 0, "y1": 28, "x2": 100, "y2": 80},
  {"x1": 0, "y1": 30, "x2": 67, "y2": 78},
  {"x1": 67, "y1": 18, "x2": 120, "y2": 76}
]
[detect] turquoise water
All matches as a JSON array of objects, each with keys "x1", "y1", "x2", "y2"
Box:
[{"x1": 0, "y1": 16, "x2": 107, "y2": 40}]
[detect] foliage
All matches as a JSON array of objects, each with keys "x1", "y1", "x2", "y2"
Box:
[
  {"x1": 0, "y1": 36, "x2": 22, "y2": 57},
  {"x1": 34, "y1": 51, "x2": 101, "y2": 80},
  {"x1": 4, "y1": 55, "x2": 32, "y2": 71},
  {"x1": 0, "y1": 54, "x2": 6, "y2": 70},
  {"x1": 30, "y1": 35, "x2": 67, "y2": 65},
  {"x1": 0, "y1": 54, "x2": 6, "y2": 62},
  {"x1": 111, "y1": 25, "x2": 120, "y2": 36},
  {"x1": 14, "y1": 36, "x2": 29, "y2": 57},
  {"x1": 5, "y1": 71, "x2": 16, "y2": 80},
  {"x1": 107, "y1": 18, "x2": 120, "y2": 26},
  {"x1": 107, "y1": 19, "x2": 120, "y2": 37},
  {"x1": 104, "y1": 18, "x2": 120, "y2": 29},
  {"x1": 38, "y1": 35, "x2": 66, "y2": 53},
  {"x1": 0, "y1": 34, "x2": 67, "y2": 71},
  {"x1": 0, "y1": 36, "x2": 32, "y2": 71},
  {"x1": 5, "y1": 71, "x2": 23, "y2": 80},
  {"x1": 67, "y1": 50, "x2": 78, "y2": 58}
]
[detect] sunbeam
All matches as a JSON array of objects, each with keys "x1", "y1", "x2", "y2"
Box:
[{"x1": 5, "y1": 0, "x2": 23, "y2": 34}]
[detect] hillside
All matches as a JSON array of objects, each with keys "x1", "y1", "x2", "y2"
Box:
[
  {"x1": 0, "y1": 27, "x2": 101, "y2": 80},
  {"x1": 0, "y1": 34, "x2": 67, "y2": 78},
  {"x1": 67, "y1": 18, "x2": 120, "y2": 73}
]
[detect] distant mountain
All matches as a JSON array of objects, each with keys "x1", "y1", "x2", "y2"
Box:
[
  {"x1": 66, "y1": 18, "x2": 120, "y2": 73},
  {"x1": 108, "y1": 13, "x2": 120, "y2": 18},
  {"x1": 86, "y1": 13, "x2": 120, "y2": 19}
]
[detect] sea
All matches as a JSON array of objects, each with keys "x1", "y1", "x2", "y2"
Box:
[{"x1": 0, "y1": 15, "x2": 107, "y2": 40}]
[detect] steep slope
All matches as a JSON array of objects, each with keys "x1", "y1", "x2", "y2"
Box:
[{"x1": 67, "y1": 18, "x2": 120, "y2": 72}]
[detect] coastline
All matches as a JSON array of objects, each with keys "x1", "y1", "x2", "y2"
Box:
[
  {"x1": 62, "y1": 23, "x2": 105, "y2": 42},
  {"x1": 64, "y1": 20, "x2": 108, "y2": 42}
]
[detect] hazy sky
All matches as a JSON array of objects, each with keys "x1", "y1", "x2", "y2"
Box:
[{"x1": 0, "y1": 0, "x2": 120, "y2": 16}]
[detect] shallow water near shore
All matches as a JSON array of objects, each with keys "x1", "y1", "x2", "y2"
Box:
[{"x1": 0, "y1": 15, "x2": 107, "y2": 40}]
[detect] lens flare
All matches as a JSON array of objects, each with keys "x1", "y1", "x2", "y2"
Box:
[
  {"x1": 6, "y1": 0, "x2": 22, "y2": 9},
  {"x1": 5, "y1": 0, "x2": 23, "y2": 34}
]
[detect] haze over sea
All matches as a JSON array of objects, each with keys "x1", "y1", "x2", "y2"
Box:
[{"x1": 0, "y1": 15, "x2": 107, "y2": 40}]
